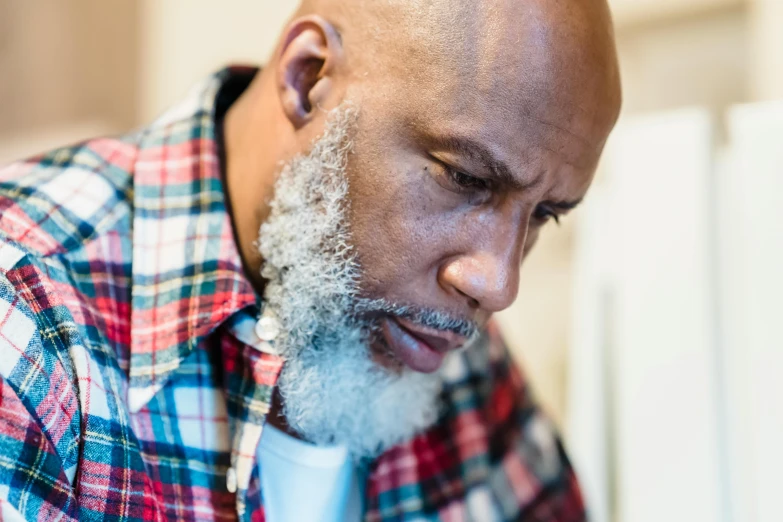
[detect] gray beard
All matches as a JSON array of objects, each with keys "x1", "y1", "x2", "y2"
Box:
[{"x1": 257, "y1": 105, "x2": 444, "y2": 458}]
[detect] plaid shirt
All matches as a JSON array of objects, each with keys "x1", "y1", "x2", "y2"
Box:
[{"x1": 0, "y1": 68, "x2": 585, "y2": 521}]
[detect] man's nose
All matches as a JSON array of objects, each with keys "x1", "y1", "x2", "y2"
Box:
[{"x1": 439, "y1": 249, "x2": 521, "y2": 314}]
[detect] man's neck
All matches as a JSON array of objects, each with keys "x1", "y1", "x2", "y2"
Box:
[
  {"x1": 221, "y1": 70, "x2": 314, "y2": 444},
  {"x1": 222, "y1": 69, "x2": 282, "y2": 296}
]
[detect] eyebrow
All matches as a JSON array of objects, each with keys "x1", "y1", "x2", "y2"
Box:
[{"x1": 431, "y1": 135, "x2": 583, "y2": 210}]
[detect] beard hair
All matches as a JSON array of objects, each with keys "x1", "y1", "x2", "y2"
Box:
[{"x1": 257, "y1": 104, "x2": 445, "y2": 459}]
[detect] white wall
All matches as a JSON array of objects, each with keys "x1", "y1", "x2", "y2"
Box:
[
  {"x1": 570, "y1": 101, "x2": 783, "y2": 522},
  {"x1": 722, "y1": 101, "x2": 783, "y2": 522}
]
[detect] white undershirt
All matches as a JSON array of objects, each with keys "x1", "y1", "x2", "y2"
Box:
[{"x1": 257, "y1": 424, "x2": 363, "y2": 522}]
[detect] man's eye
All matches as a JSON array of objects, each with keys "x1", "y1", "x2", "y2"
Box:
[
  {"x1": 447, "y1": 168, "x2": 489, "y2": 191},
  {"x1": 533, "y1": 204, "x2": 561, "y2": 225}
]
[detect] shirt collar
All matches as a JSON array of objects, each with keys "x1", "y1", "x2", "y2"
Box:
[{"x1": 128, "y1": 67, "x2": 258, "y2": 412}]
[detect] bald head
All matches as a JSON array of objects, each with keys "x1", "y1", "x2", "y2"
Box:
[
  {"x1": 295, "y1": 0, "x2": 621, "y2": 135},
  {"x1": 226, "y1": 0, "x2": 621, "y2": 325}
]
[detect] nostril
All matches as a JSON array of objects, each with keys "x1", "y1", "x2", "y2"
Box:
[{"x1": 454, "y1": 287, "x2": 480, "y2": 310}]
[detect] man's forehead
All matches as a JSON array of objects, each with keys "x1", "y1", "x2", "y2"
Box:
[
  {"x1": 344, "y1": 0, "x2": 621, "y2": 151},
  {"x1": 401, "y1": 88, "x2": 607, "y2": 174}
]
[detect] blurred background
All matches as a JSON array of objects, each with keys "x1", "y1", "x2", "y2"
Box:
[{"x1": 1, "y1": 1, "x2": 781, "y2": 521}]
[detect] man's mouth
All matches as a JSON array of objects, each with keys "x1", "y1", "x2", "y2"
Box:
[{"x1": 379, "y1": 316, "x2": 468, "y2": 373}]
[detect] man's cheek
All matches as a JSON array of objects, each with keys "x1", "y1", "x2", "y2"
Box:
[{"x1": 523, "y1": 228, "x2": 541, "y2": 259}]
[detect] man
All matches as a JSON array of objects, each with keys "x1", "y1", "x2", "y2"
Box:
[{"x1": 0, "y1": 0, "x2": 620, "y2": 520}]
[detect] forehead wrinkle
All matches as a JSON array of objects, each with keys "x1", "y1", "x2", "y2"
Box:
[
  {"x1": 508, "y1": 102, "x2": 604, "y2": 171},
  {"x1": 522, "y1": 107, "x2": 596, "y2": 149}
]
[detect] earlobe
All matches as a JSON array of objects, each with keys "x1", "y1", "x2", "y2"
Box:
[{"x1": 277, "y1": 16, "x2": 344, "y2": 129}]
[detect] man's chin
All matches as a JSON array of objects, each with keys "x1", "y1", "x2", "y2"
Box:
[{"x1": 279, "y1": 329, "x2": 444, "y2": 458}]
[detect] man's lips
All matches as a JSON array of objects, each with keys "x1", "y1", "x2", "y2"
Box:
[
  {"x1": 393, "y1": 317, "x2": 468, "y2": 353},
  {"x1": 380, "y1": 317, "x2": 468, "y2": 373}
]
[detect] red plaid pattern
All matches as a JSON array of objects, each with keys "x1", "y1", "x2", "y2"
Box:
[{"x1": 0, "y1": 68, "x2": 585, "y2": 521}]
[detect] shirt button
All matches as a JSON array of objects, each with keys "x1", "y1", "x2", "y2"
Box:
[
  {"x1": 253, "y1": 340, "x2": 281, "y2": 356},
  {"x1": 255, "y1": 316, "x2": 280, "y2": 342},
  {"x1": 226, "y1": 467, "x2": 237, "y2": 493}
]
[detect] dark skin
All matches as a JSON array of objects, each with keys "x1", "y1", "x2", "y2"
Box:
[{"x1": 224, "y1": 0, "x2": 621, "y2": 430}]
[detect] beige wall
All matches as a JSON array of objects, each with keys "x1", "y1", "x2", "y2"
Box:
[
  {"x1": 748, "y1": 0, "x2": 783, "y2": 100},
  {"x1": 138, "y1": 0, "x2": 297, "y2": 122},
  {"x1": 0, "y1": 0, "x2": 139, "y2": 137},
  {"x1": 609, "y1": 0, "x2": 743, "y2": 26},
  {"x1": 615, "y1": 5, "x2": 749, "y2": 116}
]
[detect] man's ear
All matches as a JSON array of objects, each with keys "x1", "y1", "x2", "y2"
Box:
[{"x1": 277, "y1": 16, "x2": 344, "y2": 128}]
